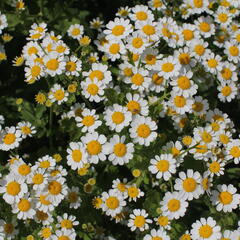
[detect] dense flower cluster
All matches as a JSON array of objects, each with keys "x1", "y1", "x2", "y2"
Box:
[{"x1": 0, "y1": 0, "x2": 240, "y2": 239}]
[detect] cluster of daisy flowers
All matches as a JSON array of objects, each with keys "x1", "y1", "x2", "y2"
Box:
[
  {"x1": 0, "y1": 11, "x2": 8, "y2": 62},
  {"x1": 0, "y1": 0, "x2": 240, "y2": 239}
]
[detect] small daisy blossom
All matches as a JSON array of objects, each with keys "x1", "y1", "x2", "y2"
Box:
[
  {"x1": 56, "y1": 213, "x2": 79, "y2": 230},
  {"x1": 130, "y1": 116, "x2": 157, "y2": 146},
  {"x1": 16, "y1": 121, "x2": 36, "y2": 138},
  {"x1": 217, "y1": 82, "x2": 238, "y2": 103},
  {"x1": 49, "y1": 84, "x2": 69, "y2": 105},
  {"x1": 143, "y1": 228, "x2": 170, "y2": 240},
  {"x1": 211, "y1": 184, "x2": 240, "y2": 212},
  {"x1": 128, "y1": 209, "x2": 153, "y2": 232},
  {"x1": 65, "y1": 55, "x2": 82, "y2": 76},
  {"x1": 106, "y1": 135, "x2": 134, "y2": 165},
  {"x1": 148, "y1": 154, "x2": 177, "y2": 181},
  {"x1": 0, "y1": 219, "x2": 19, "y2": 239},
  {"x1": 226, "y1": 139, "x2": 240, "y2": 164},
  {"x1": 190, "y1": 217, "x2": 221, "y2": 240},
  {"x1": 126, "y1": 184, "x2": 144, "y2": 202},
  {"x1": 67, "y1": 24, "x2": 84, "y2": 40},
  {"x1": 51, "y1": 229, "x2": 76, "y2": 240},
  {"x1": 67, "y1": 186, "x2": 82, "y2": 209}
]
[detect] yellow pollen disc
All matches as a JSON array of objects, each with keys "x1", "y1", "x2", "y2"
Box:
[
  {"x1": 182, "y1": 29, "x2": 194, "y2": 41},
  {"x1": 31, "y1": 65, "x2": 41, "y2": 77},
  {"x1": 157, "y1": 216, "x2": 168, "y2": 226},
  {"x1": 221, "y1": 68, "x2": 232, "y2": 80},
  {"x1": 112, "y1": 25, "x2": 125, "y2": 36},
  {"x1": 194, "y1": 45, "x2": 205, "y2": 56},
  {"x1": 179, "y1": 53, "x2": 190, "y2": 65},
  {"x1": 123, "y1": 67, "x2": 133, "y2": 77},
  {"x1": 183, "y1": 178, "x2": 197, "y2": 192},
  {"x1": 54, "y1": 89, "x2": 65, "y2": 101},
  {"x1": 153, "y1": 0, "x2": 163, "y2": 7},
  {"x1": 202, "y1": 178, "x2": 209, "y2": 190},
  {"x1": 156, "y1": 160, "x2": 169, "y2": 172},
  {"x1": 87, "y1": 140, "x2": 102, "y2": 155},
  {"x1": 39, "y1": 195, "x2": 51, "y2": 205},
  {"x1": 128, "y1": 186, "x2": 139, "y2": 198},
  {"x1": 167, "y1": 199, "x2": 180, "y2": 212},
  {"x1": 174, "y1": 96, "x2": 186, "y2": 108},
  {"x1": 136, "y1": 11, "x2": 147, "y2": 21},
  {"x1": 137, "y1": 124, "x2": 151, "y2": 138},
  {"x1": 218, "y1": 13, "x2": 228, "y2": 23},
  {"x1": 131, "y1": 73, "x2": 144, "y2": 86},
  {"x1": 230, "y1": 146, "x2": 240, "y2": 158},
  {"x1": 21, "y1": 126, "x2": 31, "y2": 135},
  {"x1": 134, "y1": 216, "x2": 145, "y2": 228},
  {"x1": 180, "y1": 234, "x2": 191, "y2": 240},
  {"x1": 48, "y1": 181, "x2": 62, "y2": 195},
  {"x1": 87, "y1": 84, "x2": 99, "y2": 95},
  {"x1": 89, "y1": 70, "x2": 104, "y2": 81},
  {"x1": 71, "y1": 28, "x2": 80, "y2": 36},
  {"x1": 36, "y1": 210, "x2": 48, "y2": 221},
  {"x1": 193, "y1": 0, "x2": 203, "y2": 7},
  {"x1": 114, "y1": 143, "x2": 127, "y2": 157},
  {"x1": 142, "y1": 25, "x2": 155, "y2": 35},
  {"x1": 199, "y1": 225, "x2": 213, "y2": 238},
  {"x1": 196, "y1": 144, "x2": 207, "y2": 154},
  {"x1": 221, "y1": 86, "x2": 232, "y2": 97},
  {"x1": 109, "y1": 44, "x2": 120, "y2": 54},
  {"x1": 219, "y1": 134, "x2": 229, "y2": 144},
  {"x1": 46, "y1": 59, "x2": 59, "y2": 70},
  {"x1": 6, "y1": 181, "x2": 20, "y2": 196},
  {"x1": 199, "y1": 22, "x2": 210, "y2": 32},
  {"x1": 111, "y1": 112, "x2": 125, "y2": 124},
  {"x1": 18, "y1": 164, "x2": 31, "y2": 176},
  {"x1": 4, "y1": 223, "x2": 14, "y2": 234},
  {"x1": 127, "y1": 101, "x2": 140, "y2": 114},
  {"x1": 106, "y1": 196, "x2": 119, "y2": 209},
  {"x1": 145, "y1": 54, "x2": 156, "y2": 65},
  {"x1": 229, "y1": 46, "x2": 239, "y2": 56},
  {"x1": 33, "y1": 173, "x2": 44, "y2": 185},
  {"x1": 61, "y1": 219, "x2": 73, "y2": 229},
  {"x1": 72, "y1": 149, "x2": 82, "y2": 162},
  {"x1": 192, "y1": 102, "x2": 203, "y2": 112},
  {"x1": 201, "y1": 131, "x2": 212, "y2": 143},
  {"x1": 3, "y1": 133, "x2": 16, "y2": 145},
  {"x1": 28, "y1": 47, "x2": 38, "y2": 55},
  {"x1": 117, "y1": 183, "x2": 126, "y2": 192},
  {"x1": 66, "y1": 61, "x2": 76, "y2": 72},
  {"x1": 162, "y1": 63, "x2": 174, "y2": 72},
  {"x1": 82, "y1": 116, "x2": 95, "y2": 126},
  {"x1": 39, "y1": 160, "x2": 50, "y2": 168},
  {"x1": 162, "y1": 27, "x2": 172, "y2": 38},
  {"x1": 58, "y1": 236, "x2": 70, "y2": 240},
  {"x1": 177, "y1": 76, "x2": 191, "y2": 89},
  {"x1": 209, "y1": 162, "x2": 220, "y2": 173},
  {"x1": 68, "y1": 192, "x2": 78, "y2": 203},
  {"x1": 132, "y1": 37, "x2": 143, "y2": 48},
  {"x1": 152, "y1": 74, "x2": 163, "y2": 85},
  {"x1": 207, "y1": 59, "x2": 218, "y2": 68},
  {"x1": 152, "y1": 237, "x2": 163, "y2": 240},
  {"x1": 18, "y1": 199, "x2": 31, "y2": 212}
]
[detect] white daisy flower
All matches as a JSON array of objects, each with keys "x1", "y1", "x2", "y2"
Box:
[
  {"x1": 81, "y1": 132, "x2": 109, "y2": 164},
  {"x1": 129, "y1": 116, "x2": 157, "y2": 146},
  {"x1": 76, "y1": 108, "x2": 102, "y2": 132},
  {"x1": 211, "y1": 184, "x2": 240, "y2": 212},
  {"x1": 160, "y1": 191, "x2": 188, "y2": 220},
  {"x1": 0, "y1": 12, "x2": 8, "y2": 34},
  {"x1": 65, "y1": 55, "x2": 82, "y2": 76},
  {"x1": 28, "y1": 167, "x2": 48, "y2": 191},
  {"x1": 169, "y1": 93, "x2": 193, "y2": 115},
  {"x1": 149, "y1": 71, "x2": 167, "y2": 93},
  {"x1": 143, "y1": 228, "x2": 170, "y2": 240},
  {"x1": 181, "y1": 23, "x2": 200, "y2": 45},
  {"x1": 112, "y1": 178, "x2": 128, "y2": 196},
  {"x1": 224, "y1": 41, "x2": 240, "y2": 64},
  {"x1": 36, "y1": 155, "x2": 56, "y2": 170},
  {"x1": 24, "y1": 61, "x2": 45, "y2": 83},
  {"x1": 22, "y1": 41, "x2": 43, "y2": 60},
  {"x1": 34, "y1": 210, "x2": 53, "y2": 226},
  {"x1": 35, "y1": 192, "x2": 55, "y2": 213},
  {"x1": 215, "y1": 6, "x2": 232, "y2": 27},
  {"x1": 217, "y1": 82, "x2": 238, "y2": 102},
  {"x1": 51, "y1": 229, "x2": 76, "y2": 240},
  {"x1": 0, "y1": 219, "x2": 18, "y2": 240},
  {"x1": 106, "y1": 135, "x2": 134, "y2": 165},
  {"x1": 135, "y1": 20, "x2": 159, "y2": 41},
  {"x1": 49, "y1": 84, "x2": 69, "y2": 105},
  {"x1": 154, "y1": 215, "x2": 171, "y2": 230},
  {"x1": 226, "y1": 139, "x2": 240, "y2": 164},
  {"x1": 56, "y1": 213, "x2": 79, "y2": 230},
  {"x1": 66, "y1": 142, "x2": 88, "y2": 170},
  {"x1": 188, "y1": 0, "x2": 209, "y2": 15},
  {"x1": 126, "y1": 32, "x2": 148, "y2": 55},
  {"x1": 174, "y1": 169, "x2": 203, "y2": 200},
  {"x1": 10, "y1": 159, "x2": 32, "y2": 182},
  {"x1": 194, "y1": 16, "x2": 215, "y2": 38},
  {"x1": 174, "y1": 47, "x2": 196, "y2": 70},
  {"x1": 192, "y1": 96, "x2": 209, "y2": 116},
  {"x1": 129, "y1": 5, "x2": 154, "y2": 23},
  {"x1": 141, "y1": 48, "x2": 162, "y2": 70},
  {"x1": 101, "y1": 189, "x2": 126, "y2": 217},
  {"x1": 190, "y1": 217, "x2": 221, "y2": 240},
  {"x1": 203, "y1": 52, "x2": 223, "y2": 75},
  {"x1": 126, "y1": 184, "x2": 144, "y2": 202},
  {"x1": 148, "y1": 154, "x2": 177, "y2": 181},
  {"x1": 189, "y1": 38, "x2": 209, "y2": 60},
  {"x1": 16, "y1": 121, "x2": 36, "y2": 138},
  {"x1": 218, "y1": 61, "x2": 238, "y2": 83},
  {"x1": 104, "y1": 104, "x2": 132, "y2": 132},
  {"x1": 67, "y1": 24, "x2": 84, "y2": 40},
  {"x1": 128, "y1": 209, "x2": 153, "y2": 232}
]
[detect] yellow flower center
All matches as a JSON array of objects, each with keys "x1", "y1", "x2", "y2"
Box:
[
  {"x1": 82, "y1": 116, "x2": 95, "y2": 126},
  {"x1": 128, "y1": 186, "x2": 139, "y2": 198},
  {"x1": 28, "y1": 47, "x2": 38, "y2": 55},
  {"x1": 136, "y1": 11, "x2": 147, "y2": 20},
  {"x1": 174, "y1": 96, "x2": 186, "y2": 108},
  {"x1": 46, "y1": 59, "x2": 59, "y2": 70},
  {"x1": 193, "y1": 0, "x2": 203, "y2": 7},
  {"x1": 109, "y1": 43, "x2": 120, "y2": 54},
  {"x1": 72, "y1": 149, "x2": 82, "y2": 162},
  {"x1": 153, "y1": 0, "x2": 163, "y2": 7},
  {"x1": 180, "y1": 234, "x2": 191, "y2": 240},
  {"x1": 221, "y1": 86, "x2": 232, "y2": 96},
  {"x1": 145, "y1": 54, "x2": 156, "y2": 65},
  {"x1": 18, "y1": 199, "x2": 31, "y2": 212},
  {"x1": 194, "y1": 44, "x2": 205, "y2": 56},
  {"x1": 48, "y1": 181, "x2": 62, "y2": 195},
  {"x1": 192, "y1": 102, "x2": 203, "y2": 112},
  {"x1": 87, "y1": 83, "x2": 99, "y2": 95},
  {"x1": 179, "y1": 53, "x2": 190, "y2": 65},
  {"x1": 111, "y1": 112, "x2": 125, "y2": 124},
  {"x1": 201, "y1": 131, "x2": 212, "y2": 143},
  {"x1": 182, "y1": 136, "x2": 192, "y2": 146},
  {"x1": 117, "y1": 183, "x2": 126, "y2": 192},
  {"x1": 152, "y1": 237, "x2": 163, "y2": 240},
  {"x1": 71, "y1": 28, "x2": 80, "y2": 36},
  {"x1": 33, "y1": 173, "x2": 44, "y2": 185},
  {"x1": 142, "y1": 25, "x2": 155, "y2": 35},
  {"x1": 58, "y1": 236, "x2": 70, "y2": 240},
  {"x1": 39, "y1": 195, "x2": 51, "y2": 205},
  {"x1": 137, "y1": 124, "x2": 151, "y2": 138},
  {"x1": 167, "y1": 199, "x2": 180, "y2": 212},
  {"x1": 61, "y1": 219, "x2": 73, "y2": 229},
  {"x1": 89, "y1": 70, "x2": 104, "y2": 81},
  {"x1": 127, "y1": 101, "x2": 140, "y2": 114},
  {"x1": 21, "y1": 126, "x2": 31, "y2": 135},
  {"x1": 199, "y1": 225, "x2": 213, "y2": 238},
  {"x1": 4, "y1": 223, "x2": 14, "y2": 234},
  {"x1": 152, "y1": 74, "x2": 164, "y2": 85},
  {"x1": 68, "y1": 192, "x2": 78, "y2": 203},
  {"x1": 134, "y1": 216, "x2": 145, "y2": 228},
  {"x1": 131, "y1": 73, "x2": 144, "y2": 86},
  {"x1": 106, "y1": 196, "x2": 119, "y2": 209},
  {"x1": 40, "y1": 227, "x2": 52, "y2": 238},
  {"x1": 3, "y1": 133, "x2": 16, "y2": 145},
  {"x1": 112, "y1": 25, "x2": 125, "y2": 36},
  {"x1": 229, "y1": 46, "x2": 239, "y2": 56},
  {"x1": 209, "y1": 162, "x2": 220, "y2": 173},
  {"x1": 123, "y1": 67, "x2": 133, "y2": 77},
  {"x1": 171, "y1": 147, "x2": 180, "y2": 157},
  {"x1": 218, "y1": 13, "x2": 228, "y2": 23},
  {"x1": 114, "y1": 143, "x2": 127, "y2": 157},
  {"x1": 202, "y1": 178, "x2": 209, "y2": 190},
  {"x1": 87, "y1": 140, "x2": 102, "y2": 155},
  {"x1": 162, "y1": 27, "x2": 172, "y2": 38},
  {"x1": 39, "y1": 160, "x2": 50, "y2": 168},
  {"x1": 183, "y1": 29, "x2": 194, "y2": 41},
  {"x1": 31, "y1": 65, "x2": 41, "y2": 77},
  {"x1": 230, "y1": 146, "x2": 240, "y2": 158},
  {"x1": 54, "y1": 89, "x2": 65, "y2": 101},
  {"x1": 196, "y1": 144, "x2": 208, "y2": 154},
  {"x1": 199, "y1": 22, "x2": 210, "y2": 32},
  {"x1": 177, "y1": 76, "x2": 191, "y2": 90},
  {"x1": 211, "y1": 122, "x2": 220, "y2": 132},
  {"x1": 36, "y1": 210, "x2": 48, "y2": 221},
  {"x1": 132, "y1": 37, "x2": 143, "y2": 48},
  {"x1": 219, "y1": 134, "x2": 229, "y2": 144},
  {"x1": 156, "y1": 160, "x2": 169, "y2": 172},
  {"x1": 6, "y1": 181, "x2": 20, "y2": 196},
  {"x1": 157, "y1": 216, "x2": 169, "y2": 226},
  {"x1": 66, "y1": 61, "x2": 76, "y2": 72},
  {"x1": 18, "y1": 164, "x2": 31, "y2": 176},
  {"x1": 207, "y1": 59, "x2": 218, "y2": 68},
  {"x1": 162, "y1": 63, "x2": 174, "y2": 72},
  {"x1": 221, "y1": 68, "x2": 232, "y2": 80},
  {"x1": 183, "y1": 178, "x2": 197, "y2": 192}
]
